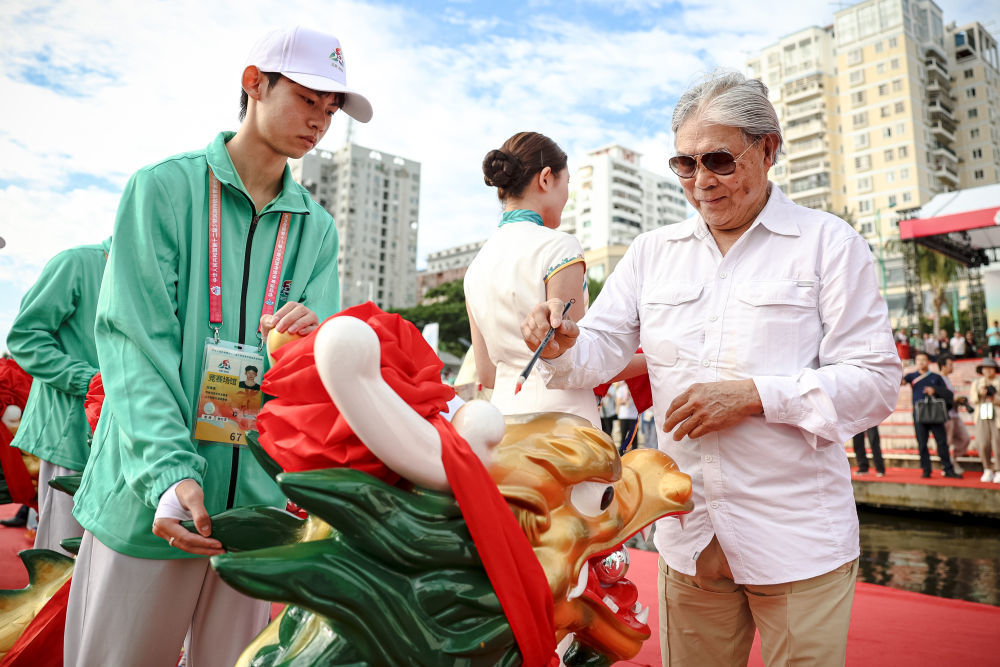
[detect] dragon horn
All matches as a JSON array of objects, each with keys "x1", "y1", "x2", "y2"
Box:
[{"x1": 313, "y1": 315, "x2": 451, "y2": 490}]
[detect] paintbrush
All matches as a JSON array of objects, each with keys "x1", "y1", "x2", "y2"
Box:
[{"x1": 515, "y1": 300, "x2": 573, "y2": 395}]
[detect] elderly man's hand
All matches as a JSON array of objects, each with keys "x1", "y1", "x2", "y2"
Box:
[
  {"x1": 662, "y1": 379, "x2": 764, "y2": 441},
  {"x1": 521, "y1": 298, "x2": 579, "y2": 359}
]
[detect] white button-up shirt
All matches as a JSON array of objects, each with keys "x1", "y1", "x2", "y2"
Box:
[{"x1": 542, "y1": 185, "x2": 901, "y2": 584}]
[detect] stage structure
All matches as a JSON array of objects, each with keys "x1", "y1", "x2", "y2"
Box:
[{"x1": 897, "y1": 183, "x2": 1000, "y2": 343}]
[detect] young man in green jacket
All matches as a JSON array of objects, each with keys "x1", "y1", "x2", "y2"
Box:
[
  {"x1": 64, "y1": 27, "x2": 372, "y2": 667},
  {"x1": 6, "y1": 237, "x2": 110, "y2": 554}
]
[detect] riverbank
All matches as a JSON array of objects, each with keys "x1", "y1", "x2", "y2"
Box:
[{"x1": 851, "y1": 466, "x2": 1000, "y2": 519}]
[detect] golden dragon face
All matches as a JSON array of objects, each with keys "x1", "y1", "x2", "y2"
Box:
[{"x1": 491, "y1": 413, "x2": 693, "y2": 661}]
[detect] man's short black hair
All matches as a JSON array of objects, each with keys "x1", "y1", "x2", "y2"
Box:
[
  {"x1": 937, "y1": 354, "x2": 954, "y2": 366},
  {"x1": 239, "y1": 71, "x2": 283, "y2": 121},
  {"x1": 245, "y1": 365, "x2": 259, "y2": 374}
]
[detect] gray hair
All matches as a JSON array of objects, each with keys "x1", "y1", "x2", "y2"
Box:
[{"x1": 671, "y1": 69, "x2": 784, "y2": 163}]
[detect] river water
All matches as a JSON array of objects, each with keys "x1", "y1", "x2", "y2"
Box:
[{"x1": 632, "y1": 509, "x2": 1000, "y2": 607}]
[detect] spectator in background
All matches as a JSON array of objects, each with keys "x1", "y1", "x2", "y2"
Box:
[
  {"x1": 902, "y1": 351, "x2": 961, "y2": 479},
  {"x1": 909, "y1": 329, "x2": 923, "y2": 359},
  {"x1": 923, "y1": 332, "x2": 939, "y2": 362},
  {"x1": 640, "y1": 410, "x2": 657, "y2": 449},
  {"x1": 852, "y1": 426, "x2": 885, "y2": 477},
  {"x1": 615, "y1": 381, "x2": 638, "y2": 449},
  {"x1": 964, "y1": 330, "x2": 977, "y2": 358},
  {"x1": 895, "y1": 329, "x2": 910, "y2": 362},
  {"x1": 987, "y1": 320, "x2": 1000, "y2": 358},
  {"x1": 937, "y1": 354, "x2": 969, "y2": 476},
  {"x1": 950, "y1": 330, "x2": 967, "y2": 358},
  {"x1": 599, "y1": 390, "x2": 617, "y2": 439},
  {"x1": 938, "y1": 328, "x2": 950, "y2": 357},
  {"x1": 969, "y1": 357, "x2": 1000, "y2": 483}
]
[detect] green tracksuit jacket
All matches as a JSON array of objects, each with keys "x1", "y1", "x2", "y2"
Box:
[
  {"x1": 73, "y1": 132, "x2": 340, "y2": 559},
  {"x1": 7, "y1": 238, "x2": 111, "y2": 471}
]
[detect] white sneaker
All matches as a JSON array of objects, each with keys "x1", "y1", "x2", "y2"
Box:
[{"x1": 981, "y1": 470, "x2": 995, "y2": 483}]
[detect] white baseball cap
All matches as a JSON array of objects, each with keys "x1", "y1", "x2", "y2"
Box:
[{"x1": 245, "y1": 27, "x2": 373, "y2": 123}]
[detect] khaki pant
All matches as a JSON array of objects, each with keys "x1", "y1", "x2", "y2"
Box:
[
  {"x1": 657, "y1": 537, "x2": 857, "y2": 666},
  {"x1": 33, "y1": 460, "x2": 84, "y2": 556},
  {"x1": 65, "y1": 531, "x2": 270, "y2": 667},
  {"x1": 945, "y1": 416, "x2": 970, "y2": 473},
  {"x1": 975, "y1": 418, "x2": 1000, "y2": 471}
]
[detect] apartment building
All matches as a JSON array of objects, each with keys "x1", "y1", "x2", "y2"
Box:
[
  {"x1": 561, "y1": 144, "x2": 688, "y2": 282},
  {"x1": 748, "y1": 0, "x2": 1000, "y2": 319},
  {"x1": 417, "y1": 240, "x2": 485, "y2": 303},
  {"x1": 292, "y1": 144, "x2": 421, "y2": 310}
]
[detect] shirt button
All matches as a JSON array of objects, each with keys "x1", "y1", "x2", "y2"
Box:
[
  {"x1": 710, "y1": 501, "x2": 720, "y2": 509},
  {"x1": 720, "y1": 272, "x2": 728, "y2": 279},
  {"x1": 708, "y1": 315, "x2": 718, "y2": 322},
  {"x1": 703, "y1": 360, "x2": 711, "y2": 367},
  {"x1": 704, "y1": 455, "x2": 713, "y2": 463}
]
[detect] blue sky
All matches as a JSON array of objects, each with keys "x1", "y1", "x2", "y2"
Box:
[{"x1": 1, "y1": 0, "x2": 997, "y2": 349}]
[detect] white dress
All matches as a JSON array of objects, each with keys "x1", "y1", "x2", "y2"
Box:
[{"x1": 464, "y1": 220, "x2": 600, "y2": 427}]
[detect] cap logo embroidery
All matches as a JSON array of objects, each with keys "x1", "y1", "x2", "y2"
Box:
[{"x1": 329, "y1": 47, "x2": 345, "y2": 72}]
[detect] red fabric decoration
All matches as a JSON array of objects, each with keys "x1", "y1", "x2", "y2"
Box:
[
  {"x1": 0, "y1": 358, "x2": 35, "y2": 508},
  {"x1": 259, "y1": 303, "x2": 556, "y2": 665},
  {"x1": 257, "y1": 303, "x2": 455, "y2": 484},
  {"x1": 84, "y1": 372, "x2": 104, "y2": 434},
  {"x1": 0, "y1": 578, "x2": 69, "y2": 667},
  {"x1": 593, "y1": 349, "x2": 652, "y2": 414},
  {"x1": 436, "y1": 419, "x2": 557, "y2": 666}
]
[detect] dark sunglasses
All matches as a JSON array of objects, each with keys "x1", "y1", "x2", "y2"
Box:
[{"x1": 668, "y1": 138, "x2": 760, "y2": 178}]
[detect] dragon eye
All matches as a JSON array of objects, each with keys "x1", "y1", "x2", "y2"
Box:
[{"x1": 571, "y1": 481, "x2": 616, "y2": 517}]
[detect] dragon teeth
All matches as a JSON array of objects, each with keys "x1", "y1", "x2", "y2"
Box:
[
  {"x1": 602, "y1": 595, "x2": 620, "y2": 613},
  {"x1": 567, "y1": 565, "x2": 589, "y2": 601},
  {"x1": 636, "y1": 606, "x2": 650, "y2": 624},
  {"x1": 632, "y1": 602, "x2": 642, "y2": 613}
]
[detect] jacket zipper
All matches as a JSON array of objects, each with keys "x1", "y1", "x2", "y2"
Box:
[{"x1": 227, "y1": 192, "x2": 260, "y2": 510}]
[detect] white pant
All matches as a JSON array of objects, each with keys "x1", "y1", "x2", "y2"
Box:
[
  {"x1": 34, "y1": 460, "x2": 84, "y2": 556},
  {"x1": 64, "y1": 531, "x2": 270, "y2": 667}
]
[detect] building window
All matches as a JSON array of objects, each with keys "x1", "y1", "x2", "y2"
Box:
[
  {"x1": 858, "y1": 199, "x2": 872, "y2": 213},
  {"x1": 966, "y1": 88, "x2": 977, "y2": 98},
  {"x1": 881, "y1": 106, "x2": 891, "y2": 117},
  {"x1": 847, "y1": 48, "x2": 863, "y2": 65},
  {"x1": 889, "y1": 37, "x2": 898, "y2": 48},
  {"x1": 898, "y1": 146, "x2": 908, "y2": 158},
  {"x1": 886, "y1": 171, "x2": 895, "y2": 183},
  {"x1": 888, "y1": 194, "x2": 898, "y2": 207},
  {"x1": 851, "y1": 90, "x2": 866, "y2": 106},
  {"x1": 860, "y1": 222, "x2": 873, "y2": 234},
  {"x1": 963, "y1": 68, "x2": 974, "y2": 78},
  {"x1": 969, "y1": 108, "x2": 979, "y2": 118},
  {"x1": 890, "y1": 58, "x2": 900, "y2": 69},
  {"x1": 882, "y1": 127, "x2": 892, "y2": 139},
  {"x1": 895, "y1": 101, "x2": 905, "y2": 113},
  {"x1": 896, "y1": 122, "x2": 905, "y2": 136},
  {"x1": 902, "y1": 192, "x2": 912, "y2": 203},
  {"x1": 852, "y1": 111, "x2": 868, "y2": 127},
  {"x1": 974, "y1": 169, "x2": 985, "y2": 180},
  {"x1": 892, "y1": 79, "x2": 903, "y2": 92},
  {"x1": 875, "y1": 41, "x2": 884, "y2": 52},
  {"x1": 855, "y1": 155, "x2": 872, "y2": 170},
  {"x1": 878, "y1": 83, "x2": 889, "y2": 96},
  {"x1": 971, "y1": 128, "x2": 980, "y2": 138},
  {"x1": 877, "y1": 62, "x2": 887, "y2": 73},
  {"x1": 900, "y1": 167, "x2": 910, "y2": 178},
  {"x1": 854, "y1": 132, "x2": 869, "y2": 148},
  {"x1": 849, "y1": 70, "x2": 865, "y2": 87},
  {"x1": 884, "y1": 149, "x2": 894, "y2": 161},
  {"x1": 972, "y1": 148, "x2": 983, "y2": 159},
  {"x1": 858, "y1": 176, "x2": 873, "y2": 192}
]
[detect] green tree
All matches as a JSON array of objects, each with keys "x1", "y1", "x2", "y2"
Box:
[
  {"x1": 587, "y1": 277, "x2": 605, "y2": 304},
  {"x1": 915, "y1": 245, "x2": 962, "y2": 336},
  {"x1": 390, "y1": 280, "x2": 469, "y2": 358}
]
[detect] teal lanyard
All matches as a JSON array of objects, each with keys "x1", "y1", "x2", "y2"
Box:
[{"x1": 498, "y1": 209, "x2": 544, "y2": 228}]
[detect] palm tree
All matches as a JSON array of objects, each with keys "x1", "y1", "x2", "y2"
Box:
[{"x1": 915, "y1": 245, "x2": 962, "y2": 335}]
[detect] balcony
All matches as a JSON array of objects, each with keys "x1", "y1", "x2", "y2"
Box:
[
  {"x1": 788, "y1": 184, "x2": 832, "y2": 201},
  {"x1": 933, "y1": 162, "x2": 959, "y2": 185},
  {"x1": 786, "y1": 120, "x2": 825, "y2": 140},
  {"x1": 930, "y1": 121, "x2": 956, "y2": 143},
  {"x1": 786, "y1": 138, "x2": 828, "y2": 159},
  {"x1": 925, "y1": 60, "x2": 949, "y2": 85},
  {"x1": 928, "y1": 99, "x2": 955, "y2": 122},
  {"x1": 789, "y1": 159, "x2": 829, "y2": 175},
  {"x1": 932, "y1": 144, "x2": 958, "y2": 166},
  {"x1": 784, "y1": 81, "x2": 824, "y2": 102},
  {"x1": 786, "y1": 100, "x2": 825, "y2": 121},
  {"x1": 926, "y1": 79, "x2": 953, "y2": 98},
  {"x1": 924, "y1": 41, "x2": 948, "y2": 63}
]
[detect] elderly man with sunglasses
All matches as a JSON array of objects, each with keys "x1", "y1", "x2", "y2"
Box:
[{"x1": 521, "y1": 70, "x2": 901, "y2": 666}]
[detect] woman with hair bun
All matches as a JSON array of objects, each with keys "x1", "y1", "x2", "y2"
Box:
[{"x1": 464, "y1": 132, "x2": 601, "y2": 425}]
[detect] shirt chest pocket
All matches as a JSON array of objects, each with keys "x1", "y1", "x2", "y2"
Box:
[
  {"x1": 735, "y1": 279, "x2": 821, "y2": 372},
  {"x1": 640, "y1": 283, "x2": 704, "y2": 367}
]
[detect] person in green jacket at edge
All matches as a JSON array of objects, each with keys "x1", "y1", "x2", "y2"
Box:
[
  {"x1": 6, "y1": 237, "x2": 111, "y2": 555},
  {"x1": 63, "y1": 26, "x2": 373, "y2": 667}
]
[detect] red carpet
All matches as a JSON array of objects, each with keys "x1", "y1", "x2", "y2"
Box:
[
  {"x1": 853, "y1": 467, "x2": 1000, "y2": 490},
  {"x1": 3, "y1": 504, "x2": 1000, "y2": 665}
]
